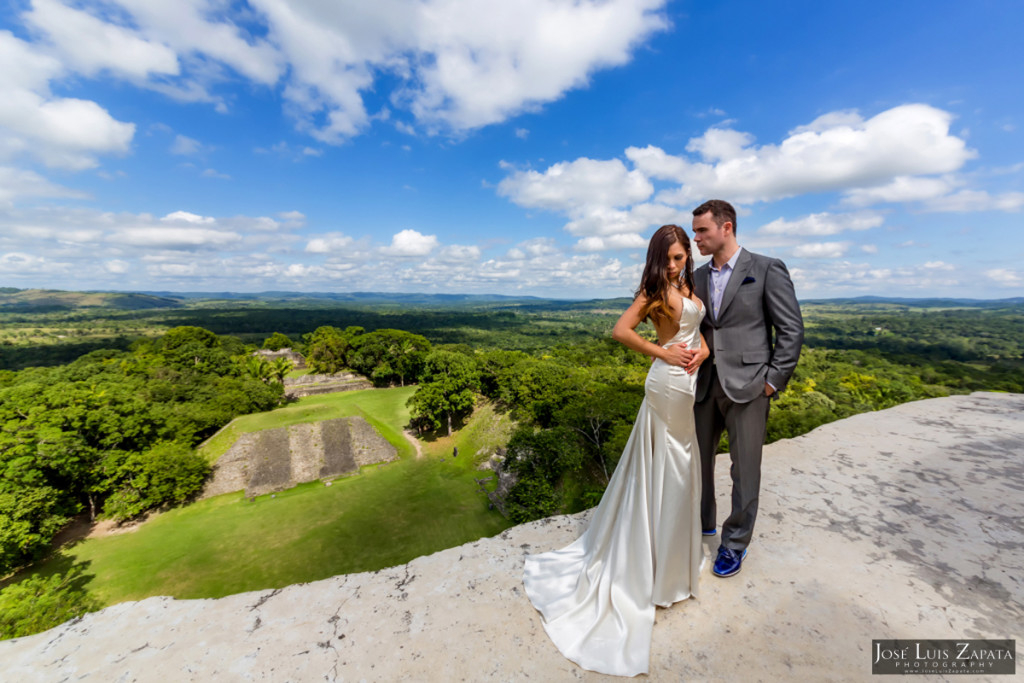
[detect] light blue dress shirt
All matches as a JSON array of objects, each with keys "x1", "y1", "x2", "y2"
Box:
[{"x1": 709, "y1": 246, "x2": 743, "y2": 320}]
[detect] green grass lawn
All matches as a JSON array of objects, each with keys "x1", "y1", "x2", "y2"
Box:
[
  {"x1": 198, "y1": 386, "x2": 417, "y2": 463},
  {"x1": 31, "y1": 388, "x2": 514, "y2": 605},
  {"x1": 419, "y1": 399, "x2": 515, "y2": 473}
]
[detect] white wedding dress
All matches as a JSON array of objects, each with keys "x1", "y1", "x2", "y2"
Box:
[{"x1": 523, "y1": 296, "x2": 705, "y2": 677}]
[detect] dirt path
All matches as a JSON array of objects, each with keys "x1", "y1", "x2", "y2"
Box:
[
  {"x1": 49, "y1": 513, "x2": 154, "y2": 551},
  {"x1": 402, "y1": 430, "x2": 424, "y2": 459}
]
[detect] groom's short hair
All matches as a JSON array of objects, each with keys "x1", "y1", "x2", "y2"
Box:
[{"x1": 693, "y1": 199, "x2": 737, "y2": 234}]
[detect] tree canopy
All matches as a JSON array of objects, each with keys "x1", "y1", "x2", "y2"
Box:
[
  {"x1": 0, "y1": 326, "x2": 283, "y2": 574},
  {"x1": 407, "y1": 350, "x2": 479, "y2": 436}
]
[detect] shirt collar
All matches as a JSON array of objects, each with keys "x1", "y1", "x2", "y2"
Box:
[{"x1": 710, "y1": 245, "x2": 743, "y2": 272}]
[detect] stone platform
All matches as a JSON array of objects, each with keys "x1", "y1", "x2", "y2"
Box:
[
  {"x1": 200, "y1": 416, "x2": 397, "y2": 499},
  {"x1": 2, "y1": 392, "x2": 1021, "y2": 681}
]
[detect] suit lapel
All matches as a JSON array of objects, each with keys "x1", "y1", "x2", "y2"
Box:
[{"x1": 715, "y1": 248, "x2": 752, "y2": 321}]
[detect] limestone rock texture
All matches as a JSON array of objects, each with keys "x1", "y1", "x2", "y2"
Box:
[{"x1": 3, "y1": 392, "x2": 1022, "y2": 681}]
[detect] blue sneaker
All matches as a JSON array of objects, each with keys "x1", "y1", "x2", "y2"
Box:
[
  {"x1": 712, "y1": 546, "x2": 747, "y2": 577},
  {"x1": 702, "y1": 527, "x2": 717, "y2": 536}
]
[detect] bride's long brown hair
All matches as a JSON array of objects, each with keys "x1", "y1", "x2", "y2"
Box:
[{"x1": 635, "y1": 224, "x2": 694, "y2": 324}]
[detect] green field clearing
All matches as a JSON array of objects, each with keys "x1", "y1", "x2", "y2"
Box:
[
  {"x1": 30, "y1": 388, "x2": 514, "y2": 605},
  {"x1": 198, "y1": 386, "x2": 417, "y2": 463}
]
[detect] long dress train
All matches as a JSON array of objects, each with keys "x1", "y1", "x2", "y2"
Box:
[{"x1": 523, "y1": 296, "x2": 705, "y2": 677}]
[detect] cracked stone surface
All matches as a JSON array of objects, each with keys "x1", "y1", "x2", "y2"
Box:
[{"x1": 2, "y1": 392, "x2": 1022, "y2": 681}]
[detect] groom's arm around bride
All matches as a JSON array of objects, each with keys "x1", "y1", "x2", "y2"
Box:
[{"x1": 690, "y1": 199, "x2": 804, "y2": 578}]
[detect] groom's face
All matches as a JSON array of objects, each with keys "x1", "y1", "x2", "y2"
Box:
[{"x1": 692, "y1": 211, "x2": 729, "y2": 256}]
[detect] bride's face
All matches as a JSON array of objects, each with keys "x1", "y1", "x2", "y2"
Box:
[{"x1": 665, "y1": 241, "x2": 687, "y2": 283}]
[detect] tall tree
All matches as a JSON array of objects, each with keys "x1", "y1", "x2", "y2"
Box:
[
  {"x1": 407, "y1": 350, "x2": 479, "y2": 436},
  {"x1": 348, "y1": 329, "x2": 430, "y2": 386},
  {"x1": 553, "y1": 384, "x2": 642, "y2": 483},
  {"x1": 269, "y1": 357, "x2": 293, "y2": 383},
  {"x1": 242, "y1": 355, "x2": 273, "y2": 383},
  {"x1": 304, "y1": 326, "x2": 350, "y2": 374},
  {"x1": 262, "y1": 332, "x2": 294, "y2": 351}
]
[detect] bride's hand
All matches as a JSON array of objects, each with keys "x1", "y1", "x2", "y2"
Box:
[
  {"x1": 684, "y1": 344, "x2": 710, "y2": 375},
  {"x1": 661, "y1": 343, "x2": 692, "y2": 367}
]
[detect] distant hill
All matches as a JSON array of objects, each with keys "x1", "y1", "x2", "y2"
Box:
[
  {"x1": 138, "y1": 290, "x2": 550, "y2": 305},
  {"x1": 0, "y1": 288, "x2": 183, "y2": 312},
  {"x1": 127, "y1": 291, "x2": 1024, "y2": 308},
  {"x1": 3, "y1": 287, "x2": 1020, "y2": 312},
  {"x1": 802, "y1": 295, "x2": 1024, "y2": 309}
]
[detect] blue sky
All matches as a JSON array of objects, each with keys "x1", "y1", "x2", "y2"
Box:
[{"x1": 0, "y1": 0, "x2": 1021, "y2": 299}]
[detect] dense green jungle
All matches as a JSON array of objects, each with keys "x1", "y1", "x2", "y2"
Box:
[{"x1": 1, "y1": 288, "x2": 1022, "y2": 639}]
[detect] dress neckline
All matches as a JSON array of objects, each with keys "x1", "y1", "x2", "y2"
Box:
[
  {"x1": 662, "y1": 294, "x2": 703, "y2": 343},
  {"x1": 675, "y1": 293, "x2": 704, "y2": 320},
  {"x1": 683, "y1": 295, "x2": 704, "y2": 314}
]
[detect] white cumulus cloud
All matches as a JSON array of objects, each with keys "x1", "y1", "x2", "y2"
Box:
[
  {"x1": 575, "y1": 233, "x2": 648, "y2": 252},
  {"x1": 563, "y1": 203, "x2": 681, "y2": 238},
  {"x1": 0, "y1": 30, "x2": 135, "y2": 170},
  {"x1": 149, "y1": 262, "x2": 198, "y2": 276},
  {"x1": 986, "y1": 268, "x2": 1022, "y2": 286},
  {"x1": 233, "y1": 0, "x2": 667, "y2": 140},
  {"x1": 305, "y1": 233, "x2": 354, "y2": 253},
  {"x1": 759, "y1": 212, "x2": 884, "y2": 236},
  {"x1": 792, "y1": 241, "x2": 851, "y2": 259},
  {"x1": 382, "y1": 229, "x2": 439, "y2": 256},
  {"x1": 497, "y1": 104, "x2": 991, "y2": 244},
  {"x1": 922, "y1": 190, "x2": 1024, "y2": 213},
  {"x1": 25, "y1": 0, "x2": 180, "y2": 80},
  {"x1": 440, "y1": 244, "x2": 482, "y2": 261},
  {"x1": 161, "y1": 211, "x2": 216, "y2": 225},
  {"x1": 0, "y1": 165, "x2": 87, "y2": 205},
  {"x1": 498, "y1": 157, "x2": 653, "y2": 213},
  {"x1": 842, "y1": 176, "x2": 956, "y2": 207},
  {"x1": 4, "y1": 0, "x2": 669, "y2": 158},
  {"x1": 112, "y1": 226, "x2": 241, "y2": 249},
  {"x1": 649, "y1": 104, "x2": 975, "y2": 205}
]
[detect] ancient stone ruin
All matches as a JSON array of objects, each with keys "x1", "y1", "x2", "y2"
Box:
[
  {"x1": 283, "y1": 371, "x2": 372, "y2": 398},
  {"x1": 201, "y1": 417, "x2": 397, "y2": 499},
  {"x1": 253, "y1": 347, "x2": 306, "y2": 368}
]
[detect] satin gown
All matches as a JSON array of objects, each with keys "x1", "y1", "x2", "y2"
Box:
[{"x1": 523, "y1": 296, "x2": 705, "y2": 677}]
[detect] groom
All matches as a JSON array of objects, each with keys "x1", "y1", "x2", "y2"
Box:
[{"x1": 691, "y1": 199, "x2": 804, "y2": 578}]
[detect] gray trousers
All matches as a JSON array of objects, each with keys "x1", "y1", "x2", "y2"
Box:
[{"x1": 695, "y1": 366, "x2": 771, "y2": 551}]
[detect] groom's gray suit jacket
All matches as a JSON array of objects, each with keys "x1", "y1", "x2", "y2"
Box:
[{"x1": 694, "y1": 249, "x2": 804, "y2": 404}]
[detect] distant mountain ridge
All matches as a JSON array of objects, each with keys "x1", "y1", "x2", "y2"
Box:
[
  {"x1": 139, "y1": 290, "x2": 552, "y2": 305},
  {"x1": 0, "y1": 288, "x2": 182, "y2": 311},
  {"x1": 1, "y1": 287, "x2": 1021, "y2": 311},
  {"x1": 801, "y1": 295, "x2": 1024, "y2": 308}
]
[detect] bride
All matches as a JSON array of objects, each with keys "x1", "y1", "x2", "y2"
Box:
[{"x1": 523, "y1": 224, "x2": 709, "y2": 677}]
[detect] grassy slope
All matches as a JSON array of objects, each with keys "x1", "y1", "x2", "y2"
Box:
[
  {"x1": 198, "y1": 386, "x2": 416, "y2": 463},
  {"x1": 41, "y1": 388, "x2": 514, "y2": 604}
]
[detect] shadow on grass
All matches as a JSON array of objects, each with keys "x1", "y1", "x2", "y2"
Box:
[
  {"x1": 410, "y1": 413, "x2": 472, "y2": 444},
  {"x1": 0, "y1": 554, "x2": 101, "y2": 640}
]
